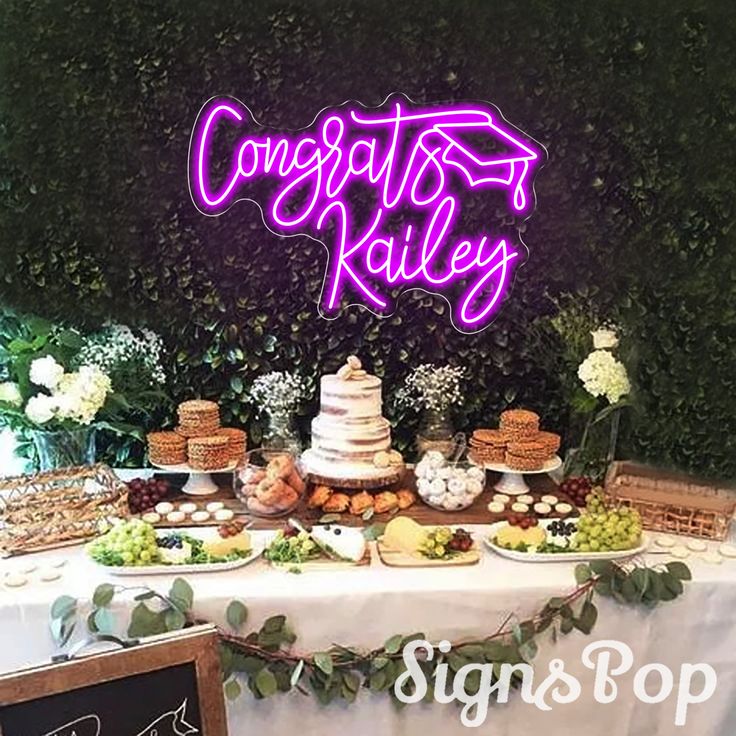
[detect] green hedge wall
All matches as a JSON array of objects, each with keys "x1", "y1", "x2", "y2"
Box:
[{"x1": 1, "y1": 1, "x2": 734, "y2": 477}]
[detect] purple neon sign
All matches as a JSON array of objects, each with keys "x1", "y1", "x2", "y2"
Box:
[{"x1": 188, "y1": 94, "x2": 544, "y2": 332}]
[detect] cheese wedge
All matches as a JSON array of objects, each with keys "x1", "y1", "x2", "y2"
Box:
[{"x1": 383, "y1": 517, "x2": 426, "y2": 554}]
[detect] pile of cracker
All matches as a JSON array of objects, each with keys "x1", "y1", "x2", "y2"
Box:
[
  {"x1": 147, "y1": 400, "x2": 247, "y2": 470},
  {"x1": 470, "y1": 409, "x2": 560, "y2": 471}
]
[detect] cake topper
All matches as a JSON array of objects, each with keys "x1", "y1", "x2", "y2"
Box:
[{"x1": 189, "y1": 93, "x2": 545, "y2": 333}]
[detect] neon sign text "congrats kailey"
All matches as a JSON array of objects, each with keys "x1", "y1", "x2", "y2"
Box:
[{"x1": 189, "y1": 95, "x2": 543, "y2": 331}]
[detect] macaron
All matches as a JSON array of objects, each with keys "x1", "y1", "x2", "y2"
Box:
[
  {"x1": 155, "y1": 501, "x2": 174, "y2": 515},
  {"x1": 686, "y1": 539, "x2": 707, "y2": 553},
  {"x1": 4, "y1": 573, "x2": 28, "y2": 588},
  {"x1": 702, "y1": 552, "x2": 722, "y2": 565},
  {"x1": 166, "y1": 510, "x2": 186, "y2": 524},
  {"x1": 214, "y1": 509, "x2": 235, "y2": 522},
  {"x1": 206, "y1": 501, "x2": 224, "y2": 513},
  {"x1": 655, "y1": 535, "x2": 676, "y2": 548},
  {"x1": 190, "y1": 511, "x2": 210, "y2": 523},
  {"x1": 179, "y1": 502, "x2": 197, "y2": 515},
  {"x1": 487, "y1": 501, "x2": 506, "y2": 514}
]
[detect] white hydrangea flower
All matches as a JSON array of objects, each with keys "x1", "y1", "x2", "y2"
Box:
[
  {"x1": 0, "y1": 382, "x2": 22, "y2": 406},
  {"x1": 25, "y1": 394, "x2": 57, "y2": 424},
  {"x1": 578, "y1": 350, "x2": 630, "y2": 404},
  {"x1": 591, "y1": 327, "x2": 619, "y2": 350},
  {"x1": 53, "y1": 365, "x2": 112, "y2": 424},
  {"x1": 29, "y1": 355, "x2": 64, "y2": 390}
]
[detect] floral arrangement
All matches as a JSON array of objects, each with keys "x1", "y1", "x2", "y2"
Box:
[
  {"x1": 578, "y1": 328, "x2": 631, "y2": 405},
  {"x1": 395, "y1": 364, "x2": 465, "y2": 413},
  {"x1": 76, "y1": 323, "x2": 166, "y2": 387},
  {"x1": 23, "y1": 356, "x2": 112, "y2": 427},
  {"x1": 248, "y1": 371, "x2": 307, "y2": 418}
]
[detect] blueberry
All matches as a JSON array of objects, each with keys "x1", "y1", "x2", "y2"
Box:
[{"x1": 334, "y1": 528, "x2": 342, "y2": 535}]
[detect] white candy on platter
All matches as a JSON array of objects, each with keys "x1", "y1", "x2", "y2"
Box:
[
  {"x1": 428, "y1": 494, "x2": 446, "y2": 507},
  {"x1": 425, "y1": 451, "x2": 446, "y2": 469},
  {"x1": 417, "y1": 478, "x2": 432, "y2": 497},
  {"x1": 466, "y1": 479, "x2": 483, "y2": 496},
  {"x1": 429, "y1": 478, "x2": 446, "y2": 495},
  {"x1": 444, "y1": 497, "x2": 464, "y2": 510},
  {"x1": 467, "y1": 466, "x2": 486, "y2": 483},
  {"x1": 414, "y1": 462, "x2": 429, "y2": 480},
  {"x1": 438, "y1": 467, "x2": 453, "y2": 480},
  {"x1": 447, "y1": 478, "x2": 467, "y2": 496}
]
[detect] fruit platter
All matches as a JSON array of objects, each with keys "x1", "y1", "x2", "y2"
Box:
[
  {"x1": 86, "y1": 518, "x2": 262, "y2": 575},
  {"x1": 263, "y1": 518, "x2": 369, "y2": 570},
  {"x1": 377, "y1": 517, "x2": 480, "y2": 567},
  {"x1": 485, "y1": 491, "x2": 648, "y2": 562}
]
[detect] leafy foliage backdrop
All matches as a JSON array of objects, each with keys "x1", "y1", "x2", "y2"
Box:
[{"x1": 0, "y1": 1, "x2": 734, "y2": 476}]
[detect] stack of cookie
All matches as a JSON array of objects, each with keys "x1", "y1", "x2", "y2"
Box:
[
  {"x1": 176, "y1": 400, "x2": 221, "y2": 437},
  {"x1": 146, "y1": 399, "x2": 248, "y2": 470},
  {"x1": 216, "y1": 427, "x2": 247, "y2": 464},
  {"x1": 147, "y1": 432, "x2": 187, "y2": 466},
  {"x1": 470, "y1": 409, "x2": 561, "y2": 471},
  {"x1": 188, "y1": 436, "x2": 231, "y2": 471}
]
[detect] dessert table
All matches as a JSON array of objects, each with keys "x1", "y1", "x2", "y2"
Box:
[{"x1": 2, "y1": 475, "x2": 736, "y2": 736}]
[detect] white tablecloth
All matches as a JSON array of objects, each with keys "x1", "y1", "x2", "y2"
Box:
[{"x1": 2, "y1": 527, "x2": 736, "y2": 736}]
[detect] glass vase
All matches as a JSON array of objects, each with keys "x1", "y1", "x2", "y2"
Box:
[
  {"x1": 32, "y1": 426, "x2": 97, "y2": 471},
  {"x1": 563, "y1": 409, "x2": 621, "y2": 483},
  {"x1": 262, "y1": 411, "x2": 302, "y2": 455},
  {"x1": 415, "y1": 407, "x2": 456, "y2": 459}
]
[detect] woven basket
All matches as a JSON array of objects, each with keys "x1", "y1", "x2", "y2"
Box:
[
  {"x1": 604, "y1": 461, "x2": 736, "y2": 540},
  {"x1": 0, "y1": 464, "x2": 128, "y2": 556}
]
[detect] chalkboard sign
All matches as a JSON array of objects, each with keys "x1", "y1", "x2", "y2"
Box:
[{"x1": 0, "y1": 625, "x2": 227, "y2": 736}]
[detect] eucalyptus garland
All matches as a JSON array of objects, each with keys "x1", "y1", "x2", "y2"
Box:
[{"x1": 49, "y1": 558, "x2": 691, "y2": 705}]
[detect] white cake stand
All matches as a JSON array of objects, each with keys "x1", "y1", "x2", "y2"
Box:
[
  {"x1": 478, "y1": 455, "x2": 562, "y2": 495},
  {"x1": 150, "y1": 461, "x2": 237, "y2": 496}
]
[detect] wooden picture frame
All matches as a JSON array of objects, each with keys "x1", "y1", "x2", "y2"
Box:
[{"x1": 0, "y1": 625, "x2": 227, "y2": 736}]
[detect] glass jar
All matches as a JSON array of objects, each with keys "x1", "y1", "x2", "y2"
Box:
[
  {"x1": 234, "y1": 448, "x2": 305, "y2": 517},
  {"x1": 32, "y1": 426, "x2": 96, "y2": 471},
  {"x1": 415, "y1": 407, "x2": 456, "y2": 458},
  {"x1": 262, "y1": 410, "x2": 302, "y2": 455}
]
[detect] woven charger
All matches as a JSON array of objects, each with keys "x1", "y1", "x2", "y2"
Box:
[{"x1": 0, "y1": 464, "x2": 128, "y2": 556}]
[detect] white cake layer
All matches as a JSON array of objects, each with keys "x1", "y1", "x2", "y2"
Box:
[
  {"x1": 320, "y1": 374, "x2": 382, "y2": 419},
  {"x1": 301, "y1": 449, "x2": 401, "y2": 480},
  {"x1": 312, "y1": 414, "x2": 391, "y2": 456}
]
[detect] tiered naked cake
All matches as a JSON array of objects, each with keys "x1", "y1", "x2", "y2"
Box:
[{"x1": 301, "y1": 356, "x2": 403, "y2": 487}]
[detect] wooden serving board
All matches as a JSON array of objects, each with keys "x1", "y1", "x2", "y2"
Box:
[
  {"x1": 376, "y1": 541, "x2": 480, "y2": 567},
  {"x1": 268, "y1": 547, "x2": 372, "y2": 570}
]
